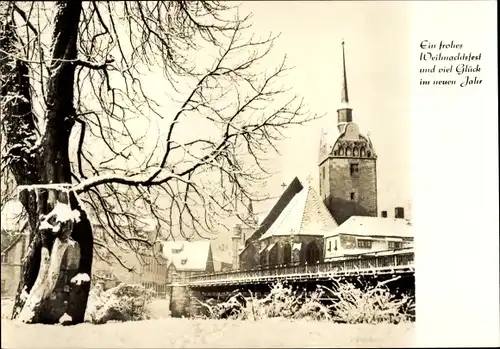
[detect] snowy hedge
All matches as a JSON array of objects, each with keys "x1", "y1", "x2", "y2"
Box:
[
  {"x1": 196, "y1": 279, "x2": 414, "y2": 324},
  {"x1": 85, "y1": 283, "x2": 156, "y2": 324},
  {"x1": 196, "y1": 282, "x2": 330, "y2": 321}
]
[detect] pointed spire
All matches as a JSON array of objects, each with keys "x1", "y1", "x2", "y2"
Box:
[
  {"x1": 337, "y1": 40, "x2": 353, "y2": 130},
  {"x1": 341, "y1": 40, "x2": 349, "y2": 103}
]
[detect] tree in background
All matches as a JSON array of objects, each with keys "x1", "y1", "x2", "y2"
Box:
[{"x1": 0, "y1": 1, "x2": 316, "y2": 324}]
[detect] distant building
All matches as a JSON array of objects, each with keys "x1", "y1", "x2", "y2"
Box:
[
  {"x1": 87, "y1": 232, "x2": 224, "y2": 295},
  {"x1": 137, "y1": 242, "x2": 169, "y2": 295},
  {"x1": 91, "y1": 224, "x2": 169, "y2": 296},
  {"x1": 231, "y1": 201, "x2": 259, "y2": 270},
  {"x1": 1, "y1": 199, "x2": 29, "y2": 297},
  {"x1": 1, "y1": 231, "x2": 29, "y2": 297},
  {"x1": 323, "y1": 216, "x2": 413, "y2": 260},
  {"x1": 162, "y1": 240, "x2": 215, "y2": 285}
]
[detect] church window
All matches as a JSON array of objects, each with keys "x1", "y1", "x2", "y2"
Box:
[
  {"x1": 360, "y1": 147, "x2": 366, "y2": 157},
  {"x1": 350, "y1": 163, "x2": 360, "y2": 177},
  {"x1": 339, "y1": 147, "x2": 344, "y2": 156},
  {"x1": 346, "y1": 147, "x2": 352, "y2": 156},
  {"x1": 353, "y1": 147, "x2": 358, "y2": 156},
  {"x1": 333, "y1": 151, "x2": 337, "y2": 156},
  {"x1": 358, "y1": 239, "x2": 372, "y2": 248},
  {"x1": 367, "y1": 151, "x2": 371, "y2": 157},
  {"x1": 350, "y1": 192, "x2": 356, "y2": 200}
]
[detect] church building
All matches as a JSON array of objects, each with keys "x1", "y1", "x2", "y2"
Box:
[{"x1": 233, "y1": 42, "x2": 411, "y2": 271}]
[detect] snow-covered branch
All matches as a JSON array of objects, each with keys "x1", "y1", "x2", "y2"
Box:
[{"x1": 73, "y1": 170, "x2": 193, "y2": 194}]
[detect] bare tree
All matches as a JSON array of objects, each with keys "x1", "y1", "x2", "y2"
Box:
[{"x1": 0, "y1": 1, "x2": 317, "y2": 325}]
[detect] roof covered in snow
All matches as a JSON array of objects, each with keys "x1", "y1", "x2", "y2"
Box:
[
  {"x1": 161, "y1": 240, "x2": 212, "y2": 272},
  {"x1": 243, "y1": 177, "x2": 304, "y2": 245},
  {"x1": 259, "y1": 181, "x2": 338, "y2": 241},
  {"x1": 324, "y1": 216, "x2": 413, "y2": 239}
]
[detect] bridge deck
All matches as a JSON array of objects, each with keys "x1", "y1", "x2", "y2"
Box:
[{"x1": 189, "y1": 249, "x2": 414, "y2": 287}]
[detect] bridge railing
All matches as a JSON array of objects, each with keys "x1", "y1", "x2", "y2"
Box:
[{"x1": 189, "y1": 249, "x2": 414, "y2": 284}]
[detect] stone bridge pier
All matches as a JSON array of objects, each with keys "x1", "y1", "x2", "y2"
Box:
[{"x1": 168, "y1": 284, "x2": 205, "y2": 318}]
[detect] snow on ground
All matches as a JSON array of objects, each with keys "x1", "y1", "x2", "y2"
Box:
[
  {"x1": 1, "y1": 298, "x2": 414, "y2": 348},
  {"x1": 1, "y1": 317, "x2": 414, "y2": 348}
]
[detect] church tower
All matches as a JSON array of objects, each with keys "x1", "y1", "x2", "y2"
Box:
[{"x1": 318, "y1": 42, "x2": 378, "y2": 225}]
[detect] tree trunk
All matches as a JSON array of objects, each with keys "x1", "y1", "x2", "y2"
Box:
[
  {"x1": 1, "y1": 1, "x2": 92, "y2": 325},
  {"x1": 11, "y1": 188, "x2": 93, "y2": 325}
]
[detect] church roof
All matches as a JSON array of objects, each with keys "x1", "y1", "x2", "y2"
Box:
[
  {"x1": 244, "y1": 177, "x2": 304, "y2": 244},
  {"x1": 259, "y1": 179, "x2": 338, "y2": 241},
  {"x1": 161, "y1": 240, "x2": 212, "y2": 271},
  {"x1": 324, "y1": 216, "x2": 413, "y2": 239}
]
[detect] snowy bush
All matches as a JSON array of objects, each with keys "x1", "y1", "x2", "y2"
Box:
[
  {"x1": 293, "y1": 287, "x2": 332, "y2": 321},
  {"x1": 85, "y1": 283, "x2": 156, "y2": 324},
  {"x1": 196, "y1": 282, "x2": 329, "y2": 321},
  {"x1": 196, "y1": 279, "x2": 414, "y2": 324},
  {"x1": 323, "y1": 279, "x2": 415, "y2": 324}
]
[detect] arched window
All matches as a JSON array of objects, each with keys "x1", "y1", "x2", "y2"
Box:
[
  {"x1": 282, "y1": 243, "x2": 292, "y2": 265},
  {"x1": 338, "y1": 147, "x2": 344, "y2": 156},
  {"x1": 268, "y1": 244, "x2": 278, "y2": 266},
  {"x1": 353, "y1": 147, "x2": 359, "y2": 156},
  {"x1": 360, "y1": 147, "x2": 366, "y2": 157},
  {"x1": 305, "y1": 242, "x2": 321, "y2": 264},
  {"x1": 260, "y1": 249, "x2": 268, "y2": 266},
  {"x1": 367, "y1": 151, "x2": 371, "y2": 157},
  {"x1": 346, "y1": 147, "x2": 352, "y2": 156}
]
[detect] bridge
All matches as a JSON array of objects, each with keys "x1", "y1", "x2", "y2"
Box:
[
  {"x1": 188, "y1": 248, "x2": 414, "y2": 288},
  {"x1": 168, "y1": 248, "x2": 414, "y2": 317}
]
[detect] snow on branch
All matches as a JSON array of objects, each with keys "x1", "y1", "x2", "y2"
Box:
[
  {"x1": 73, "y1": 170, "x2": 193, "y2": 193},
  {"x1": 70, "y1": 273, "x2": 90, "y2": 286}
]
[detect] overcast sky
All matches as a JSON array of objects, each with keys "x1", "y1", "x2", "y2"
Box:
[
  {"x1": 210, "y1": 1, "x2": 413, "y2": 257},
  {"x1": 237, "y1": 1, "x2": 412, "y2": 215}
]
